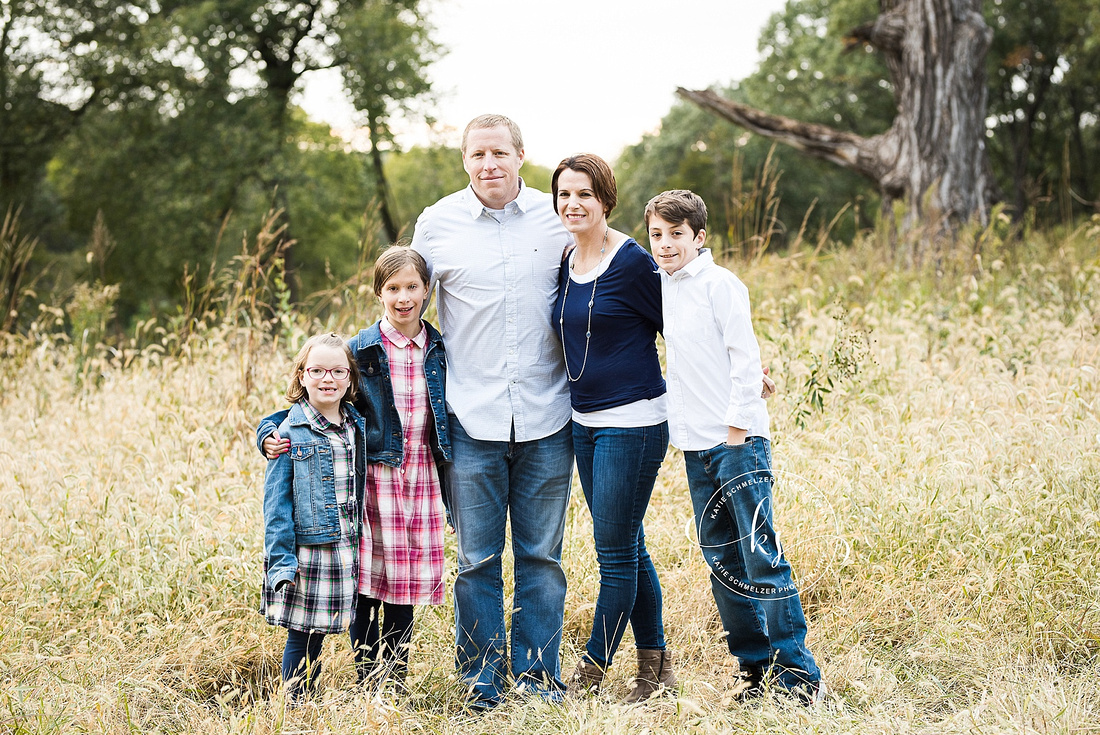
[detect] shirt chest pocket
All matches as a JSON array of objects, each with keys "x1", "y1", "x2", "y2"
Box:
[
  {"x1": 290, "y1": 444, "x2": 329, "y2": 532},
  {"x1": 676, "y1": 304, "x2": 719, "y2": 342}
]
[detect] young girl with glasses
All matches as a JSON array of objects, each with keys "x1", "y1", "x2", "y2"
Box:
[
  {"x1": 260, "y1": 332, "x2": 366, "y2": 701},
  {"x1": 258, "y1": 246, "x2": 451, "y2": 699}
]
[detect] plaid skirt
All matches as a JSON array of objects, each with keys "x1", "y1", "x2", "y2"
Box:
[{"x1": 261, "y1": 500, "x2": 359, "y2": 634}]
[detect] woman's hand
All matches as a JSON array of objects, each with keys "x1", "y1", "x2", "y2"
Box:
[
  {"x1": 762, "y1": 366, "x2": 776, "y2": 398},
  {"x1": 263, "y1": 431, "x2": 291, "y2": 460}
]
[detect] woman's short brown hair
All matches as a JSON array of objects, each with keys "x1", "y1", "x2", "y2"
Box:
[
  {"x1": 372, "y1": 245, "x2": 430, "y2": 297},
  {"x1": 285, "y1": 332, "x2": 360, "y2": 406},
  {"x1": 551, "y1": 153, "x2": 617, "y2": 217}
]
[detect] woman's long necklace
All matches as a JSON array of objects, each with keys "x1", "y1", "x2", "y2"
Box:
[{"x1": 559, "y1": 227, "x2": 608, "y2": 383}]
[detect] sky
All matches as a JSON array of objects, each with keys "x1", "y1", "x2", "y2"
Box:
[{"x1": 297, "y1": 0, "x2": 788, "y2": 169}]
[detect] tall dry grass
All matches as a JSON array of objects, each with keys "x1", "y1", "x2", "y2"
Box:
[{"x1": 1, "y1": 216, "x2": 1098, "y2": 734}]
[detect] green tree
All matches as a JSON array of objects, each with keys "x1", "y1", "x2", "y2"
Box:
[
  {"x1": 676, "y1": 0, "x2": 1100, "y2": 234},
  {"x1": 615, "y1": 0, "x2": 897, "y2": 250},
  {"x1": 339, "y1": 0, "x2": 441, "y2": 243},
  {"x1": 164, "y1": 0, "x2": 361, "y2": 300},
  {"x1": 614, "y1": 97, "x2": 744, "y2": 244},
  {"x1": 614, "y1": 2, "x2": 892, "y2": 253},
  {"x1": 280, "y1": 115, "x2": 373, "y2": 297},
  {"x1": 985, "y1": 0, "x2": 1100, "y2": 219},
  {"x1": 741, "y1": 0, "x2": 894, "y2": 140},
  {"x1": 384, "y1": 145, "x2": 469, "y2": 235},
  {"x1": 51, "y1": 103, "x2": 370, "y2": 320},
  {"x1": 7, "y1": 0, "x2": 445, "y2": 319},
  {"x1": 0, "y1": 0, "x2": 177, "y2": 235}
]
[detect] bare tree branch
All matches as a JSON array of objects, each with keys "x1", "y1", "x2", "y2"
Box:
[{"x1": 675, "y1": 87, "x2": 887, "y2": 184}]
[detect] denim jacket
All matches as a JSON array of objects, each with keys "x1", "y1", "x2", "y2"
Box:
[
  {"x1": 263, "y1": 401, "x2": 366, "y2": 588},
  {"x1": 257, "y1": 320, "x2": 452, "y2": 469}
]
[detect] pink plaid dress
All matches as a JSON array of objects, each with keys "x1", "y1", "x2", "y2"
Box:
[{"x1": 358, "y1": 319, "x2": 446, "y2": 606}]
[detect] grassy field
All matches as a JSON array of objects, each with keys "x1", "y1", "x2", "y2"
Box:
[{"x1": 1, "y1": 220, "x2": 1098, "y2": 734}]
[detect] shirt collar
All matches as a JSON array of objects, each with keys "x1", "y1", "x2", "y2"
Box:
[
  {"x1": 299, "y1": 398, "x2": 347, "y2": 431},
  {"x1": 670, "y1": 248, "x2": 714, "y2": 280},
  {"x1": 380, "y1": 316, "x2": 427, "y2": 348},
  {"x1": 463, "y1": 178, "x2": 530, "y2": 219}
]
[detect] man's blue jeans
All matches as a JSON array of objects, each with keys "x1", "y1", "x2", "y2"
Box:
[
  {"x1": 447, "y1": 417, "x2": 573, "y2": 705},
  {"x1": 572, "y1": 421, "x2": 668, "y2": 668},
  {"x1": 683, "y1": 436, "x2": 820, "y2": 690}
]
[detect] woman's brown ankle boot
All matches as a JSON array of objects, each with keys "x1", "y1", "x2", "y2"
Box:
[
  {"x1": 625, "y1": 648, "x2": 677, "y2": 703},
  {"x1": 567, "y1": 657, "x2": 607, "y2": 696}
]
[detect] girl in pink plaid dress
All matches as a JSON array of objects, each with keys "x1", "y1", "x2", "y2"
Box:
[{"x1": 347, "y1": 245, "x2": 451, "y2": 690}]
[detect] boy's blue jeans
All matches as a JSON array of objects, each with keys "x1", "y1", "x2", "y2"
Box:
[
  {"x1": 683, "y1": 436, "x2": 820, "y2": 690},
  {"x1": 572, "y1": 421, "x2": 668, "y2": 668}
]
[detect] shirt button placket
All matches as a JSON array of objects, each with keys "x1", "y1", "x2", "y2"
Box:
[{"x1": 501, "y1": 220, "x2": 521, "y2": 415}]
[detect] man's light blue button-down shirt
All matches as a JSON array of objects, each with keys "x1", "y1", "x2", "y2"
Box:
[{"x1": 412, "y1": 181, "x2": 572, "y2": 442}]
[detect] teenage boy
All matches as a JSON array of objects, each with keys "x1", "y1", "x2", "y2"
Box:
[{"x1": 646, "y1": 189, "x2": 823, "y2": 704}]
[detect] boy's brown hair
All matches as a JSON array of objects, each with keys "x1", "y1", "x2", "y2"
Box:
[
  {"x1": 644, "y1": 189, "x2": 708, "y2": 237},
  {"x1": 285, "y1": 333, "x2": 360, "y2": 405},
  {"x1": 551, "y1": 153, "x2": 618, "y2": 217}
]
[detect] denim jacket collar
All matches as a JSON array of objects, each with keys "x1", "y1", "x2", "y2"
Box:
[{"x1": 285, "y1": 400, "x2": 363, "y2": 430}]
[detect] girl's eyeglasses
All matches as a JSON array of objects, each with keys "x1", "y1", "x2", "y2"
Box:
[{"x1": 304, "y1": 367, "x2": 350, "y2": 381}]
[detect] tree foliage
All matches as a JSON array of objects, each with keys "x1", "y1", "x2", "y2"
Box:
[
  {"x1": 985, "y1": 0, "x2": 1100, "y2": 218},
  {"x1": 340, "y1": 0, "x2": 440, "y2": 242},
  {"x1": 659, "y1": 0, "x2": 1098, "y2": 238},
  {"x1": 616, "y1": 0, "x2": 892, "y2": 249},
  {"x1": 681, "y1": 0, "x2": 1000, "y2": 243},
  {"x1": 2, "y1": 0, "x2": 442, "y2": 324},
  {"x1": 743, "y1": 0, "x2": 895, "y2": 139},
  {"x1": 0, "y1": 0, "x2": 175, "y2": 232}
]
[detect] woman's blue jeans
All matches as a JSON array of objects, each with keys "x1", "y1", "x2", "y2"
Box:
[
  {"x1": 683, "y1": 436, "x2": 820, "y2": 690},
  {"x1": 572, "y1": 421, "x2": 669, "y2": 668}
]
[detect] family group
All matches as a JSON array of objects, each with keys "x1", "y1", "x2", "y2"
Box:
[{"x1": 256, "y1": 113, "x2": 823, "y2": 710}]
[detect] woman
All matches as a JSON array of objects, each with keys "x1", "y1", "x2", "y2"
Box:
[{"x1": 552, "y1": 153, "x2": 676, "y2": 703}]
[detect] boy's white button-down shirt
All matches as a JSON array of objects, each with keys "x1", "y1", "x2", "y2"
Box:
[
  {"x1": 661, "y1": 249, "x2": 771, "y2": 451},
  {"x1": 412, "y1": 182, "x2": 572, "y2": 442}
]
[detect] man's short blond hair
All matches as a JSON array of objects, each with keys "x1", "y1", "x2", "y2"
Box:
[{"x1": 461, "y1": 114, "x2": 524, "y2": 154}]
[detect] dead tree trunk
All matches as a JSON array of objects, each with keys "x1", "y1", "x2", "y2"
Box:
[{"x1": 679, "y1": 0, "x2": 999, "y2": 243}]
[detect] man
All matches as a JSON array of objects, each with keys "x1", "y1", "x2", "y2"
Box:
[{"x1": 411, "y1": 114, "x2": 573, "y2": 708}]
